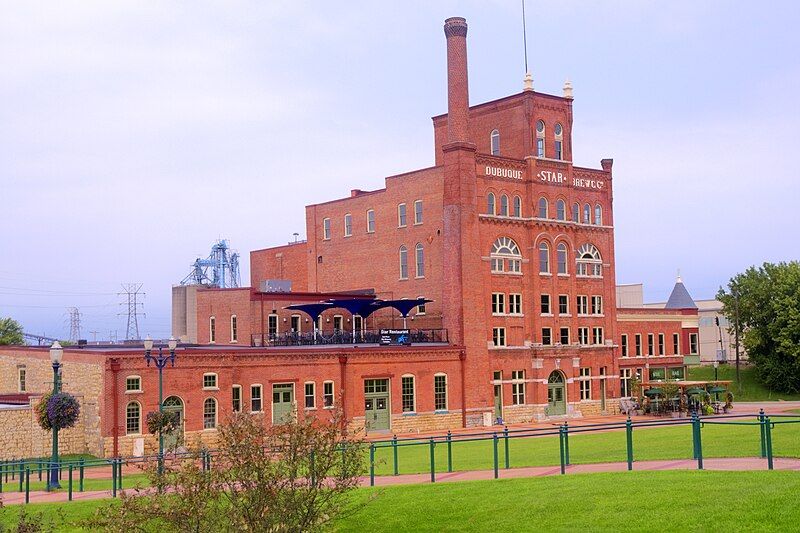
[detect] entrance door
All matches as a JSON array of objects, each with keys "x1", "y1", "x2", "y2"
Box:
[
  {"x1": 272, "y1": 383, "x2": 295, "y2": 424},
  {"x1": 493, "y1": 384, "x2": 503, "y2": 421},
  {"x1": 547, "y1": 371, "x2": 567, "y2": 416},
  {"x1": 364, "y1": 379, "x2": 390, "y2": 432},
  {"x1": 162, "y1": 396, "x2": 184, "y2": 450}
]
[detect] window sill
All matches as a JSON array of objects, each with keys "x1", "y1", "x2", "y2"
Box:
[
  {"x1": 230, "y1": 340, "x2": 238, "y2": 344},
  {"x1": 323, "y1": 406, "x2": 335, "y2": 410},
  {"x1": 540, "y1": 313, "x2": 554, "y2": 317},
  {"x1": 434, "y1": 410, "x2": 449, "y2": 415},
  {"x1": 557, "y1": 273, "x2": 570, "y2": 278},
  {"x1": 202, "y1": 428, "x2": 218, "y2": 432},
  {"x1": 559, "y1": 313, "x2": 572, "y2": 317},
  {"x1": 415, "y1": 276, "x2": 425, "y2": 279},
  {"x1": 539, "y1": 272, "x2": 552, "y2": 277},
  {"x1": 402, "y1": 412, "x2": 417, "y2": 416},
  {"x1": 491, "y1": 271, "x2": 523, "y2": 276},
  {"x1": 344, "y1": 235, "x2": 351, "y2": 238},
  {"x1": 126, "y1": 432, "x2": 142, "y2": 437},
  {"x1": 399, "y1": 277, "x2": 409, "y2": 281},
  {"x1": 125, "y1": 390, "x2": 143, "y2": 395},
  {"x1": 203, "y1": 387, "x2": 219, "y2": 391},
  {"x1": 398, "y1": 225, "x2": 407, "y2": 229},
  {"x1": 413, "y1": 222, "x2": 423, "y2": 226},
  {"x1": 304, "y1": 407, "x2": 317, "y2": 411}
]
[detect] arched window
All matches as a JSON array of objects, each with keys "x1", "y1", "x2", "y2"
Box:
[
  {"x1": 513, "y1": 196, "x2": 522, "y2": 218},
  {"x1": 556, "y1": 199, "x2": 566, "y2": 221},
  {"x1": 535, "y1": 120, "x2": 545, "y2": 157},
  {"x1": 576, "y1": 244, "x2": 603, "y2": 277},
  {"x1": 594, "y1": 204, "x2": 603, "y2": 225},
  {"x1": 399, "y1": 245, "x2": 408, "y2": 279},
  {"x1": 554, "y1": 123, "x2": 564, "y2": 160},
  {"x1": 487, "y1": 193, "x2": 496, "y2": 215},
  {"x1": 538, "y1": 197, "x2": 549, "y2": 218},
  {"x1": 126, "y1": 401, "x2": 141, "y2": 435},
  {"x1": 490, "y1": 129, "x2": 500, "y2": 155},
  {"x1": 539, "y1": 242, "x2": 550, "y2": 273},
  {"x1": 500, "y1": 194, "x2": 509, "y2": 216},
  {"x1": 557, "y1": 243, "x2": 568, "y2": 274},
  {"x1": 572, "y1": 202, "x2": 580, "y2": 223},
  {"x1": 583, "y1": 204, "x2": 591, "y2": 224},
  {"x1": 415, "y1": 243, "x2": 425, "y2": 278},
  {"x1": 490, "y1": 237, "x2": 522, "y2": 273},
  {"x1": 203, "y1": 398, "x2": 217, "y2": 429}
]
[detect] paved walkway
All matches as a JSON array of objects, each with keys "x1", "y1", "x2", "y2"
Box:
[{"x1": 4, "y1": 456, "x2": 800, "y2": 505}]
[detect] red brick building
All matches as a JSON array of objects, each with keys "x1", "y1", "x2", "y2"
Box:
[{"x1": 0, "y1": 17, "x2": 700, "y2": 457}]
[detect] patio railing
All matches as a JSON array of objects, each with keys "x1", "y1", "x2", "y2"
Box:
[{"x1": 250, "y1": 328, "x2": 448, "y2": 347}]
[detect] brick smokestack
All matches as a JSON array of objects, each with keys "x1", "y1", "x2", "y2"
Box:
[{"x1": 444, "y1": 17, "x2": 469, "y2": 143}]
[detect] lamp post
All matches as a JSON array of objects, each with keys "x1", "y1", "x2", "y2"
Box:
[
  {"x1": 48, "y1": 341, "x2": 63, "y2": 491},
  {"x1": 144, "y1": 336, "x2": 178, "y2": 462},
  {"x1": 713, "y1": 360, "x2": 719, "y2": 401}
]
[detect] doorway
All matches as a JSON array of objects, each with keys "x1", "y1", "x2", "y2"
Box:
[
  {"x1": 272, "y1": 383, "x2": 295, "y2": 424},
  {"x1": 364, "y1": 379, "x2": 390, "y2": 432},
  {"x1": 162, "y1": 396, "x2": 184, "y2": 450},
  {"x1": 547, "y1": 371, "x2": 567, "y2": 416}
]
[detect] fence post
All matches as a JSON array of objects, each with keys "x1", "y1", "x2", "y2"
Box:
[
  {"x1": 429, "y1": 438, "x2": 436, "y2": 483},
  {"x1": 38, "y1": 459, "x2": 42, "y2": 481},
  {"x1": 626, "y1": 417, "x2": 634, "y2": 471},
  {"x1": 369, "y1": 444, "x2": 375, "y2": 487},
  {"x1": 493, "y1": 433, "x2": 499, "y2": 479},
  {"x1": 68, "y1": 465, "x2": 73, "y2": 501},
  {"x1": 19, "y1": 463, "x2": 24, "y2": 492},
  {"x1": 691, "y1": 413, "x2": 699, "y2": 459},
  {"x1": 564, "y1": 422, "x2": 570, "y2": 465},
  {"x1": 503, "y1": 426, "x2": 510, "y2": 469},
  {"x1": 79, "y1": 458, "x2": 85, "y2": 492},
  {"x1": 559, "y1": 426, "x2": 566, "y2": 475},
  {"x1": 694, "y1": 416, "x2": 703, "y2": 470},
  {"x1": 25, "y1": 468, "x2": 30, "y2": 504},
  {"x1": 11, "y1": 459, "x2": 16, "y2": 481},
  {"x1": 112, "y1": 460, "x2": 117, "y2": 498},
  {"x1": 759, "y1": 409, "x2": 767, "y2": 458},
  {"x1": 765, "y1": 417, "x2": 774, "y2": 470},
  {"x1": 446, "y1": 430, "x2": 453, "y2": 473},
  {"x1": 118, "y1": 459, "x2": 123, "y2": 490},
  {"x1": 392, "y1": 435, "x2": 398, "y2": 476}
]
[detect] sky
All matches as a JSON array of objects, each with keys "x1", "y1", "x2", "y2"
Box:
[{"x1": 2, "y1": 1, "x2": 799, "y2": 340}]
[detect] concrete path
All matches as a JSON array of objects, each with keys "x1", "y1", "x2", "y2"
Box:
[{"x1": 4, "y1": 456, "x2": 800, "y2": 506}]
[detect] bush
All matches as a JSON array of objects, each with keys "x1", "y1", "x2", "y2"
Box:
[
  {"x1": 146, "y1": 411, "x2": 179, "y2": 435},
  {"x1": 34, "y1": 392, "x2": 80, "y2": 431}
]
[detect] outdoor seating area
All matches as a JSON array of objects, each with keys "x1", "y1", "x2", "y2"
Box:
[{"x1": 624, "y1": 380, "x2": 734, "y2": 417}]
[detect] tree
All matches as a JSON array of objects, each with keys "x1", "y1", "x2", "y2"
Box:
[
  {"x1": 717, "y1": 261, "x2": 800, "y2": 393},
  {"x1": 0, "y1": 317, "x2": 24, "y2": 345}
]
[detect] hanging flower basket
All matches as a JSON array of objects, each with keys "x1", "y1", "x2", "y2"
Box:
[
  {"x1": 35, "y1": 392, "x2": 81, "y2": 431},
  {"x1": 147, "y1": 410, "x2": 179, "y2": 435}
]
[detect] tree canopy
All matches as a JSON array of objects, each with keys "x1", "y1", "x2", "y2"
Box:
[
  {"x1": 718, "y1": 261, "x2": 800, "y2": 393},
  {"x1": 0, "y1": 317, "x2": 24, "y2": 345}
]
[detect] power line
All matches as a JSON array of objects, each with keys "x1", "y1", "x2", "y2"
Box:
[
  {"x1": 118, "y1": 283, "x2": 145, "y2": 341},
  {"x1": 67, "y1": 307, "x2": 82, "y2": 342}
]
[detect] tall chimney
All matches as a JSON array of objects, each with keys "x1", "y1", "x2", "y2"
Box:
[{"x1": 444, "y1": 17, "x2": 469, "y2": 143}]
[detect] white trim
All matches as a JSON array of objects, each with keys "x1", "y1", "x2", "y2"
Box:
[
  {"x1": 203, "y1": 397, "x2": 218, "y2": 430},
  {"x1": 304, "y1": 381, "x2": 316, "y2": 410},
  {"x1": 202, "y1": 372, "x2": 219, "y2": 391},
  {"x1": 323, "y1": 380, "x2": 335, "y2": 409},
  {"x1": 250, "y1": 383, "x2": 264, "y2": 414},
  {"x1": 232, "y1": 384, "x2": 243, "y2": 413},
  {"x1": 125, "y1": 374, "x2": 143, "y2": 394}
]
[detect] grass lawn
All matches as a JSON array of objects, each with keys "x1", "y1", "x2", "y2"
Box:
[
  {"x1": 686, "y1": 364, "x2": 800, "y2": 402},
  {"x1": 3, "y1": 471, "x2": 799, "y2": 532}
]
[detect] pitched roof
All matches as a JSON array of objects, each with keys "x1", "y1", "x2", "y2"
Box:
[{"x1": 665, "y1": 276, "x2": 697, "y2": 309}]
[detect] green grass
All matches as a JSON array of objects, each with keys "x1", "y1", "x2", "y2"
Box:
[
  {"x1": 3, "y1": 471, "x2": 800, "y2": 532},
  {"x1": 687, "y1": 364, "x2": 800, "y2": 402},
  {"x1": 369, "y1": 417, "x2": 799, "y2": 476}
]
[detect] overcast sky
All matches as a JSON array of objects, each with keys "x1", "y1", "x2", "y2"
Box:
[{"x1": 2, "y1": 1, "x2": 799, "y2": 340}]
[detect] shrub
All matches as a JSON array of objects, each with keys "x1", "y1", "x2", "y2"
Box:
[{"x1": 146, "y1": 411, "x2": 179, "y2": 435}]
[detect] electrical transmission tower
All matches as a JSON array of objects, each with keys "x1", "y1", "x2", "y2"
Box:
[
  {"x1": 118, "y1": 283, "x2": 145, "y2": 341},
  {"x1": 67, "y1": 307, "x2": 82, "y2": 342}
]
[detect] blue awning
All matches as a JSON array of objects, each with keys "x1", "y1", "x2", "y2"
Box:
[
  {"x1": 326, "y1": 298, "x2": 382, "y2": 318},
  {"x1": 377, "y1": 298, "x2": 433, "y2": 317},
  {"x1": 284, "y1": 302, "x2": 334, "y2": 321}
]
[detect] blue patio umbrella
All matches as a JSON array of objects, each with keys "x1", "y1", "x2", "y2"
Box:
[
  {"x1": 327, "y1": 298, "x2": 381, "y2": 343},
  {"x1": 284, "y1": 302, "x2": 334, "y2": 343},
  {"x1": 373, "y1": 298, "x2": 433, "y2": 328}
]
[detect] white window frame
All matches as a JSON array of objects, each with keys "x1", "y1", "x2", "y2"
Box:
[
  {"x1": 203, "y1": 372, "x2": 219, "y2": 391},
  {"x1": 125, "y1": 374, "x2": 142, "y2": 393},
  {"x1": 508, "y1": 293, "x2": 522, "y2": 315},
  {"x1": 251, "y1": 384, "x2": 263, "y2": 413},
  {"x1": 540, "y1": 293, "x2": 551, "y2": 315},
  {"x1": 290, "y1": 314, "x2": 302, "y2": 333},
  {"x1": 490, "y1": 129, "x2": 500, "y2": 155},
  {"x1": 125, "y1": 401, "x2": 141, "y2": 435},
  {"x1": 232, "y1": 384, "x2": 242, "y2": 413},
  {"x1": 417, "y1": 296, "x2": 426, "y2": 315},
  {"x1": 304, "y1": 381, "x2": 316, "y2": 410},
  {"x1": 401, "y1": 374, "x2": 416, "y2": 413},
  {"x1": 230, "y1": 314, "x2": 238, "y2": 343},
  {"x1": 203, "y1": 397, "x2": 217, "y2": 430},
  {"x1": 398, "y1": 203, "x2": 407, "y2": 227},
  {"x1": 492, "y1": 327, "x2": 506, "y2": 347},
  {"x1": 323, "y1": 380, "x2": 335, "y2": 409},
  {"x1": 209, "y1": 316, "x2": 216, "y2": 343},
  {"x1": 18, "y1": 367, "x2": 26, "y2": 393},
  {"x1": 434, "y1": 373, "x2": 448, "y2": 411},
  {"x1": 511, "y1": 370, "x2": 525, "y2": 405},
  {"x1": 559, "y1": 327, "x2": 570, "y2": 345},
  {"x1": 344, "y1": 213, "x2": 352, "y2": 237},
  {"x1": 323, "y1": 218, "x2": 331, "y2": 240},
  {"x1": 621, "y1": 334, "x2": 629, "y2": 357},
  {"x1": 414, "y1": 199, "x2": 423, "y2": 225},
  {"x1": 366, "y1": 209, "x2": 375, "y2": 233},
  {"x1": 399, "y1": 245, "x2": 409, "y2": 280},
  {"x1": 491, "y1": 292, "x2": 506, "y2": 315},
  {"x1": 593, "y1": 327, "x2": 604, "y2": 345},
  {"x1": 415, "y1": 243, "x2": 425, "y2": 278},
  {"x1": 558, "y1": 294, "x2": 569, "y2": 315},
  {"x1": 579, "y1": 367, "x2": 591, "y2": 400},
  {"x1": 541, "y1": 327, "x2": 552, "y2": 346}
]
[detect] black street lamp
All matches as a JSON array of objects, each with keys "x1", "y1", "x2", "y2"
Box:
[
  {"x1": 143, "y1": 336, "x2": 178, "y2": 461},
  {"x1": 47, "y1": 341, "x2": 63, "y2": 491}
]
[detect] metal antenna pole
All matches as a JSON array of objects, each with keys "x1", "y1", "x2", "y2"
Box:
[{"x1": 522, "y1": 0, "x2": 529, "y2": 74}]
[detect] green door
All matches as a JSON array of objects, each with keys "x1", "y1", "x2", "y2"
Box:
[
  {"x1": 272, "y1": 384, "x2": 295, "y2": 424},
  {"x1": 364, "y1": 379, "x2": 390, "y2": 432},
  {"x1": 493, "y1": 384, "x2": 503, "y2": 421},
  {"x1": 547, "y1": 371, "x2": 566, "y2": 416},
  {"x1": 162, "y1": 396, "x2": 184, "y2": 450}
]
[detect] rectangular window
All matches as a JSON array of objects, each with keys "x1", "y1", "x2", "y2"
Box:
[
  {"x1": 304, "y1": 382, "x2": 315, "y2": 409},
  {"x1": 232, "y1": 385, "x2": 242, "y2": 412},
  {"x1": 366, "y1": 209, "x2": 375, "y2": 233},
  {"x1": 635, "y1": 334, "x2": 642, "y2": 356},
  {"x1": 577, "y1": 295, "x2": 588, "y2": 315},
  {"x1": 669, "y1": 367, "x2": 685, "y2": 380},
  {"x1": 344, "y1": 214, "x2": 352, "y2": 236},
  {"x1": 125, "y1": 376, "x2": 141, "y2": 392},
  {"x1": 592, "y1": 327, "x2": 604, "y2": 345},
  {"x1": 398, "y1": 203, "x2": 407, "y2": 227},
  {"x1": 18, "y1": 368, "x2": 26, "y2": 392},
  {"x1": 649, "y1": 367, "x2": 666, "y2": 381},
  {"x1": 209, "y1": 316, "x2": 216, "y2": 343},
  {"x1": 415, "y1": 245, "x2": 425, "y2": 278},
  {"x1": 558, "y1": 295, "x2": 569, "y2": 315},
  {"x1": 673, "y1": 333, "x2": 680, "y2": 355},
  {"x1": 251, "y1": 385, "x2": 263, "y2": 412},
  {"x1": 434, "y1": 374, "x2": 447, "y2": 411},
  {"x1": 399, "y1": 247, "x2": 408, "y2": 279},
  {"x1": 203, "y1": 373, "x2": 218, "y2": 390},
  {"x1": 492, "y1": 327, "x2": 506, "y2": 347},
  {"x1": 579, "y1": 367, "x2": 591, "y2": 400},
  {"x1": 621, "y1": 334, "x2": 628, "y2": 357},
  {"x1": 511, "y1": 370, "x2": 525, "y2": 405},
  {"x1": 417, "y1": 298, "x2": 426, "y2": 315},
  {"x1": 578, "y1": 327, "x2": 589, "y2": 345},
  {"x1": 414, "y1": 200, "x2": 423, "y2": 224},
  {"x1": 401, "y1": 376, "x2": 415, "y2": 412},
  {"x1": 555, "y1": 140, "x2": 563, "y2": 160},
  {"x1": 508, "y1": 293, "x2": 522, "y2": 315},
  {"x1": 323, "y1": 218, "x2": 331, "y2": 240},
  {"x1": 536, "y1": 137, "x2": 545, "y2": 157},
  {"x1": 291, "y1": 314, "x2": 301, "y2": 333},
  {"x1": 648, "y1": 334, "x2": 654, "y2": 356},
  {"x1": 620, "y1": 368, "x2": 632, "y2": 397},
  {"x1": 658, "y1": 333, "x2": 665, "y2": 356},
  {"x1": 591, "y1": 295, "x2": 603, "y2": 315},
  {"x1": 323, "y1": 381, "x2": 334, "y2": 408},
  {"x1": 492, "y1": 293, "x2": 506, "y2": 315},
  {"x1": 540, "y1": 294, "x2": 551, "y2": 315},
  {"x1": 541, "y1": 327, "x2": 552, "y2": 345},
  {"x1": 689, "y1": 333, "x2": 698, "y2": 354},
  {"x1": 560, "y1": 327, "x2": 570, "y2": 345},
  {"x1": 230, "y1": 315, "x2": 238, "y2": 342}
]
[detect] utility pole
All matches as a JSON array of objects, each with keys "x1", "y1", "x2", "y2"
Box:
[
  {"x1": 67, "y1": 307, "x2": 82, "y2": 342},
  {"x1": 118, "y1": 284, "x2": 145, "y2": 341},
  {"x1": 89, "y1": 331, "x2": 99, "y2": 343}
]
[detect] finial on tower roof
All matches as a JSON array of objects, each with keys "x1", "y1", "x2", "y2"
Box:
[
  {"x1": 523, "y1": 72, "x2": 533, "y2": 91},
  {"x1": 563, "y1": 78, "x2": 573, "y2": 99},
  {"x1": 677, "y1": 268, "x2": 682, "y2": 284}
]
